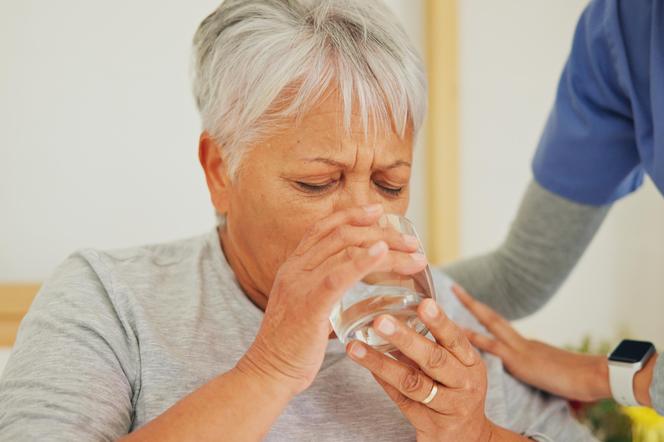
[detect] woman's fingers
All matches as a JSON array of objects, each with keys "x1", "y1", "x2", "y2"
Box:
[
  {"x1": 372, "y1": 315, "x2": 468, "y2": 388},
  {"x1": 371, "y1": 373, "x2": 428, "y2": 427},
  {"x1": 347, "y1": 341, "x2": 433, "y2": 403},
  {"x1": 389, "y1": 351, "x2": 420, "y2": 369},
  {"x1": 347, "y1": 341, "x2": 460, "y2": 415},
  {"x1": 318, "y1": 247, "x2": 427, "y2": 277},
  {"x1": 300, "y1": 223, "x2": 420, "y2": 270},
  {"x1": 292, "y1": 204, "x2": 384, "y2": 257},
  {"x1": 452, "y1": 285, "x2": 525, "y2": 348},
  {"x1": 417, "y1": 299, "x2": 479, "y2": 367},
  {"x1": 347, "y1": 341, "x2": 433, "y2": 402},
  {"x1": 379, "y1": 250, "x2": 427, "y2": 275},
  {"x1": 310, "y1": 240, "x2": 390, "y2": 312}
]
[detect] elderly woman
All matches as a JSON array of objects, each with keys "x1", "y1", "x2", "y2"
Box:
[{"x1": 0, "y1": 1, "x2": 595, "y2": 441}]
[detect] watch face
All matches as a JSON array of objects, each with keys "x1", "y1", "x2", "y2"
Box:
[{"x1": 609, "y1": 340, "x2": 655, "y2": 363}]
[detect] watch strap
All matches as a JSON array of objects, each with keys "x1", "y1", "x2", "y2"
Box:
[{"x1": 609, "y1": 362, "x2": 639, "y2": 406}]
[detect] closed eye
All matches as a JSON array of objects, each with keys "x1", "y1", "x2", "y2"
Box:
[
  {"x1": 295, "y1": 181, "x2": 337, "y2": 193},
  {"x1": 294, "y1": 179, "x2": 404, "y2": 196},
  {"x1": 374, "y1": 181, "x2": 404, "y2": 197}
]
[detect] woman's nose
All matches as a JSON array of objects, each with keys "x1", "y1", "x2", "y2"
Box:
[{"x1": 334, "y1": 179, "x2": 381, "y2": 211}]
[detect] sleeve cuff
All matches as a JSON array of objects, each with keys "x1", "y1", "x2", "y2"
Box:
[{"x1": 649, "y1": 352, "x2": 664, "y2": 415}]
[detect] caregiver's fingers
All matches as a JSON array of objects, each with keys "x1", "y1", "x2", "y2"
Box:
[
  {"x1": 463, "y1": 328, "x2": 511, "y2": 361},
  {"x1": 452, "y1": 285, "x2": 525, "y2": 348},
  {"x1": 417, "y1": 299, "x2": 479, "y2": 367},
  {"x1": 373, "y1": 315, "x2": 468, "y2": 388},
  {"x1": 293, "y1": 205, "x2": 384, "y2": 256},
  {"x1": 299, "y1": 223, "x2": 420, "y2": 271}
]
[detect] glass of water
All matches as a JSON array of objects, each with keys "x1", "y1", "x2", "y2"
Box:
[{"x1": 330, "y1": 214, "x2": 437, "y2": 353}]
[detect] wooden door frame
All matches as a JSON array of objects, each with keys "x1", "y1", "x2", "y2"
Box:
[
  {"x1": 424, "y1": 0, "x2": 460, "y2": 265},
  {"x1": 0, "y1": 284, "x2": 40, "y2": 346}
]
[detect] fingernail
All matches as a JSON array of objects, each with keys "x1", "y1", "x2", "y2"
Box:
[
  {"x1": 402, "y1": 234, "x2": 419, "y2": 248},
  {"x1": 368, "y1": 241, "x2": 388, "y2": 256},
  {"x1": 376, "y1": 317, "x2": 396, "y2": 335},
  {"x1": 350, "y1": 342, "x2": 366, "y2": 358},
  {"x1": 424, "y1": 299, "x2": 438, "y2": 318},
  {"x1": 363, "y1": 204, "x2": 383, "y2": 215},
  {"x1": 410, "y1": 252, "x2": 426, "y2": 263}
]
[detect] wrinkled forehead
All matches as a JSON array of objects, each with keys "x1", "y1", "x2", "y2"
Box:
[{"x1": 267, "y1": 95, "x2": 414, "y2": 168}]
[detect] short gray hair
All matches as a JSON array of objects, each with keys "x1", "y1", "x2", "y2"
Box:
[{"x1": 192, "y1": 0, "x2": 427, "y2": 177}]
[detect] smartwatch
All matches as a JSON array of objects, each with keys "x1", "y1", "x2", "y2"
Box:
[{"x1": 608, "y1": 339, "x2": 656, "y2": 406}]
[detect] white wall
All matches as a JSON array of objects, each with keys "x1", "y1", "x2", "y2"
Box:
[
  {"x1": 0, "y1": 1, "x2": 221, "y2": 281},
  {"x1": 0, "y1": 0, "x2": 427, "y2": 282},
  {"x1": 458, "y1": 0, "x2": 664, "y2": 348}
]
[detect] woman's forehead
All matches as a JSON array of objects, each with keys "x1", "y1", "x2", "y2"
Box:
[
  {"x1": 293, "y1": 138, "x2": 412, "y2": 168},
  {"x1": 276, "y1": 98, "x2": 413, "y2": 164},
  {"x1": 267, "y1": 121, "x2": 413, "y2": 170}
]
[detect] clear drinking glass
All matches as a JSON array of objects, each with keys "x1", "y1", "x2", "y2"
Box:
[{"x1": 330, "y1": 214, "x2": 438, "y2": 353}]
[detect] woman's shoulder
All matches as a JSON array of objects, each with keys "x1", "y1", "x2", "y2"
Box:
[
  {"x1": 34, "y1": 229, "x2": 225, "y2": 315},
  {"x1": 431, "y1": 268, "x2": 485, "y2": 333},
  {"x1": 80, "y1": 230, "x2": 217, "y2": 275}
]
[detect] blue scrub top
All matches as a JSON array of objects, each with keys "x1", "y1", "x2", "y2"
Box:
[{"x1": 533, "y1": 0, "x2": 664, "y2": 205}]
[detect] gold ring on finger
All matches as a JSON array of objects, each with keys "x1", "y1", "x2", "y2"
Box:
[{"x1": 421, "y1": 382, "x2": 438, "y2": 405}]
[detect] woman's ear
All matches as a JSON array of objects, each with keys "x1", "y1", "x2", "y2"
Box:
[{"x1": 199, "y1": 132, "x2": 231, "y2": 214}]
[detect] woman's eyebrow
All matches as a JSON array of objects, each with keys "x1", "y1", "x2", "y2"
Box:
[
  {"x1": 382, "y1": 160, "x2": 412, "y2": 169},
  {"x1": 303, "y1": 157, "x2": 348, "y2": 168},
  {"x1": 303, "y1": 157, "x2": 411, "y2": 169}
]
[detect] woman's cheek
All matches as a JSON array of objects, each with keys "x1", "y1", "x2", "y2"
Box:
[{"x1": 382, "y1": 194, "x2": 409, "y2": 215}]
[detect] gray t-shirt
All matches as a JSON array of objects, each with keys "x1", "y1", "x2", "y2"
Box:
[{"x1": 0, "y1": 229, "x2": 596, "y2": 441}]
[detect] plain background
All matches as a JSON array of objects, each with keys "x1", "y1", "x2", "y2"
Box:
[{"x1": 1, "y1": 0, "x2": 663, "y2": 359}]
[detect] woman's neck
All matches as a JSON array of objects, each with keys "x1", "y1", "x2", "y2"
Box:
[
  {"x1": 217, "y1": 225, "x2": 269, "y2": 312},
  {"x1": 217, "y1": 225, "x2": 337, "y2": 340}
]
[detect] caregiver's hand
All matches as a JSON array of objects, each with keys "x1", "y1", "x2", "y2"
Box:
[
  {"x1": 453, "y1": 285, "x2": 611, "y2": 403},
  {"x1": 238, "y1": 204, "x2": 428, "y2": 397},
  {"x1": 347, "y1": 298, "x2": 528, "y2": 442}
]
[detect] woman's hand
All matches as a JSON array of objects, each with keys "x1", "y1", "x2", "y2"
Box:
[
  {"x1": 237, "y1": 204, "x2": 428, "y2": 396},
  {"x1": 346, "y1": 298, "x2": 527, "y2": 442},
  {"x1": 453, "y1": 285, "x2": 611, "y2": 403}
]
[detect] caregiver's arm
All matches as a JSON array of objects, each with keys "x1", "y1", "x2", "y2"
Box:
[{"x1": 443, "y1": 179, "x2": 610, "y2": 320}]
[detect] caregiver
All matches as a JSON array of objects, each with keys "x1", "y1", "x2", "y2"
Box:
[{"x1": 445, "y1": 0, "x2": 664, "y2": 415}]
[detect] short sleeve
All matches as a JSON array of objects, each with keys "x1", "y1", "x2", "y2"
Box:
[
  {"x1": 532, "y1": 0, "x2": 643, "y2": 205},
  {"x1": 0, "y1": 252, "x2": 139, "y2": 441}
]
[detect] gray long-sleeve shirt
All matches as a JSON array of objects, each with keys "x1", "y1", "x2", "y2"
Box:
[
  {"x1": 0, "y1": 229, "x2": 595, "y2": 441},
  {"x1": 443, "y1": 179, "x2": 664, "y2": 415}
]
